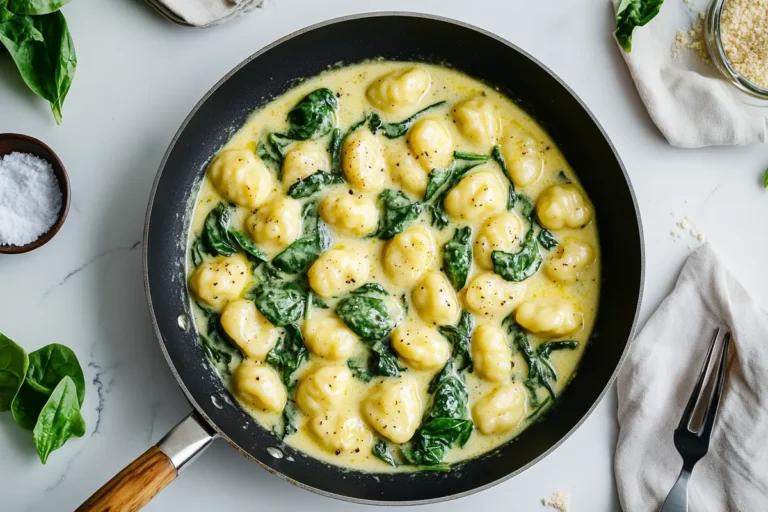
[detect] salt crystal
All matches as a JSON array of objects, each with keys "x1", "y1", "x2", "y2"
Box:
[{"x1": 0, "y1": 152, "x2": 63, "y2": 246}]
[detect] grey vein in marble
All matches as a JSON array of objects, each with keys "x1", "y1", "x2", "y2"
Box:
[{"x1": 44, "y1": 240, "x2": 141, "y2": 298}]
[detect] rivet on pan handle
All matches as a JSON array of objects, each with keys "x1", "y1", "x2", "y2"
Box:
[{"x1": 76, "y1": 412, "x2": 217, "y2": 511}]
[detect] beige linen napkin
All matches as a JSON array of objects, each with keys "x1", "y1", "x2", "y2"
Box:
[
  {"x1": 615, "y1": 244, "x2": 768, "y2": 511},
  {"x1": 145, "y1": 0, "x2": 264, "y2": 28},
  {"x1": 612, "y1": 0, "x2": 768, "y2": 147}
]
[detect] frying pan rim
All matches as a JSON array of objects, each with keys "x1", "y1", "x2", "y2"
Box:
[{"x1": 143, "y1": 10, "x2": 646, "y2": 506}]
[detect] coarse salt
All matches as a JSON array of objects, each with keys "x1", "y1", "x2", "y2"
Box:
[{"x1": 0, "y1": 152, "x2": 63, "y2": 246}]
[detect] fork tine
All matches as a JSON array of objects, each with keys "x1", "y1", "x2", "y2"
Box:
[
  {"x1": 677, "y1": 328, "x2": 721, "y2": 431},
  {"x1": 698, "y1": 331, "x2": 730, "y2": 440}
]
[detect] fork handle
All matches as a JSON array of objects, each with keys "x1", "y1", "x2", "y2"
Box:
[{"x1": 661, "y1": 468, "x2": 692, "y2": 512}]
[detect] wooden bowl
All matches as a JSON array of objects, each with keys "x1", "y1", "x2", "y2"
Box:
[{"x1": 0, "y1": 133, "x2": 70, "y2": 254}]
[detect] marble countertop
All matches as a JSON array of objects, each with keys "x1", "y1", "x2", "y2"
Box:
[{"x1": 1, "y1": 0, "x2": 767, "y2": 510}]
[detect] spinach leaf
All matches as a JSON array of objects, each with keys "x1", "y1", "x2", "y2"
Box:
[
  {"x1": 615, "y1": 0, "x2": 664, "y2": 52},
  {"x1": 347, "y1": 336, "x2": 406, "y2": 382},
  {"x1": 537, "y1": 229, "x2": 558, "y2": 251},
  {"x1": 442, "y1": 226, "x2": 472, "y2": 291},
  {"x1": 0, "y1": 9, "x2": 76, "y2": 123},
  {"x1": 272, "y1": 202, "x2": 332, "y2": 274},
  {"x1": 26, "y1": 343, "x2": 84, "y2": 406},
  {"x1": 7, "y1": 0, "x2": 71, "y2": 15},
  {"x1": 369, "y1": 101, "x2": 446, "y2": 139},
  {"x1": 491, "y1": 145, "x2": 517, "y2": 210},
  {"x1": 452, "y1": 151, "x2": 491, "y2": 162},
  {"x1": 336, "y1": 296, "x2": 396, "y2": 341},
  {"x1": 351, "y1": 282, "x2": 388, "y2": 296},
  {"x1": 191, "y1": 237, "x2": 206, "y2": 267},
  {"x1": 491, "y1": 219, "x2": 542, "y2": 282},
  {"x1": 253, "y1": 280, "x2": 306, "y2": 327},
  {"x1": 0, "y1": 333, "x2": 28, "y2": 411},
  {"x1": 276, "y1": 398, "x2": 299, "y2": 439},
  {"x1": 401, "y1": 360, "x2": 473, "y2": 467},
  {"x1": 347, "y1": 359, "x2": 373, "y2": 383},
  {"x1": 32, "y1": 376, "x2": 86, "y2": 464},
  {"x1": 266, "y1": 325, "x2": 308, "y2": 388},
  {"x1": 373, "y1": 440, "x2": 398, "y2": 467},
  {"x1": 196, "y1": 304, "x2": 241, "y2": 372},
  {"x1": 256, "y1": 140, "x2": 282, "y2": 174},
  {"x1": 286, "y1": 88, "x2": 338, "y2": 140},
  {"x1": 504, "y1": 317, "x2": 578, "y2": 407},
  {"x1": 376, "y1": 189, "x2": 424, "y2": 239},
  {"x1": 424, "y1": 160, "x2": 485, "y2": 229},
  {"x1": 229, "y1": 230, "x2": 268, "y2": 261},
  {"x1": 437, "y1": 310, "x2": 474, "y2": 372},
  {"x1": 11, "y1": 381, "x2": 48, "y2": 430},
  {"x1": 516, "y1": 194, "x2": 534, "y2": 218},
  {"x1": 287, "y1": 170, "x2": 343, "y2": 199},
  {"x1": 329, "y1": 127, "x2": 342, "y2": 174},
  {"x1": 203, "y1": 203, "x2": 237, "y2": 257}
]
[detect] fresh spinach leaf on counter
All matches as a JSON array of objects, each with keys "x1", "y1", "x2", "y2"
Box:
[
  {"x1": 373, "y1": 440, "x2": 398, "y2": 467},
  {"x1": 503, "y1": 317, "x2": 578, "y2": 407},
  {"x1": 0, "y1": 7, "x2": 77, "y2": 123},
  {"x1": 272, "y1": 202, "x2": 333, "y2": 274},
  {"x1": 442, "y1": 226, "x2": 472, "y2": 291},
  {"x1": 266, "y1": 325, "x2": 308, "y2": 388},
  {"x1": 253, "y1": 280, "x2": 307, "y2": 327},
  {"x1": 26, "y1": 343, "x2": 84, "y2": 406},
  {"x1": 614, "y1": 0, "x2": 664, "y2": 52},
  {"x1": 32, "y1": 375, "x2": 85, "y2": 464},
  {"x1": 11, "y1": 381, "x2": 48, "y2": 430},
  {"x1": 287, "y1": 170, "x2": 343, "y2": 199},
  {"x1": 203, "y1": 203, "x2": 237, "y2": 257},
  {"x1": 286, "y1": 88, "x2": 339, "y2": 140},
  {"x1": 437, "y1": 310, "x2": 474, "y2": 372},
  {"x1": 336, "y1": 285, "x2": 397, "y2": 341},
  {"x1": 369, "y1": 101, "x2": 447, "y2": 139},
  {"x1": 0, "y1": 334, "x2": 28, "y2": 411},
  {"x1": 375, "y1": 189, "x2": 424, "y2": 240},
  {"x1": 401, "y1": 360, "x2": 473, "y2": 467}
]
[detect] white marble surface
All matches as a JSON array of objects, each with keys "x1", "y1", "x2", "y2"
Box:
[{"x1": 1, "y1": 0, "x2": 766, "y2": 510}]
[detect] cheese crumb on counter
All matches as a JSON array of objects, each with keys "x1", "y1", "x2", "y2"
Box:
[
  {"x1": 542, "y1": 490, "x2": 570, "y2": 512},
  {"x1": 673, "y1": 13, "x2": 710, "y2": 62},
  {"x1": 721, "y1": 0, "x2": 768, "y2": 88},
  {"x1": 670, "y1": 215, "x2": 707, "y2": 243}
]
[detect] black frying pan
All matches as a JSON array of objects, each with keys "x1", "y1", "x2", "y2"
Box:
[{"x1": 77, "y1": 12, "x2": 644, "y2": 511}]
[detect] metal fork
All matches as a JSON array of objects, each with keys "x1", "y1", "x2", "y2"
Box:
[{"x1": 661, "y1": 328, "x2": 731, "y2": 512}]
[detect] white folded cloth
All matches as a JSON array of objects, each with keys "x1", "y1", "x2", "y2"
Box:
[
  {"x1": 145, "y1": 0, "x2": 264, "y2": 28},
  {"x1": 615, "y1": 244, "x2": 768, "y2": 511},
  {"x1": 612, "y1": 0, "x2": 768, "y2": 147}
]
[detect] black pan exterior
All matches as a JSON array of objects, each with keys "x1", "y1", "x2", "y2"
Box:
[{"x1": 145, "y1": 13, "x2": 643, "y2": 505}]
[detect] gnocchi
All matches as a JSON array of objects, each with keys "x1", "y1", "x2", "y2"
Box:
[
  {"x1": 207, "y1": 149, "x2": 274, "y2": 209},
  {"x1": 516, "y1": 298, "x2": 583, "y2": 337},
  {"x1": 232, "y1": 361, "x2": 287, "y2": 414},
  {"x1": 320, "y1": 190, "x2": 378, "y2": 236},
  {"x1": 544, "y1": 237, "x2": 596, "y2": 281},
  {"x1": 295, "y1": 364, "x2": 353, "y2": 415},
  {"x1": 220, "y1": 299, "x2": 279, "y2": 360},
  {"x1": 247, "y1": 196, "x2": 302, "y2": 254},
  {"x1": 307, "y1": 246, "x2": 370, "y2": 298},
  {"x1": 407, "y1": 118, "x2": 453, "y2": 171},
  {"x1": 443, "y1": 171, "x2": 506, "y2": 222},
  {"x1": 308, "y1": 411, "x2": 371, "y2": 454},
  {"x1": 471, "y1": 324, "x2": 512, "y2": 382},
  {"x1": 362, "y1": 377, "x2": 422, "y2": 443},
  {"x1": 412, "y1": 271, "x2": 461, "y2": 326},
  {"x1": 301, "y1": 312, "x2": 358, "y2": 360},
  {"x1": 391, "y1": 321, "x2": 450, "y2": 370},
  {"x1": 499, "y1": 130, "x2": 544, "y2": 187},
  {"x1": 473, "y1": 212, "x2": 522, "y2": 269},
  {"x1": 341, "y1": 129, "x2": 386, "y2": 194},
  {"x1": 282, "y1": 140, "x2": 331, "y2": 190},
  {"x1": 536, "y1": 184, "x2": 593, "y2": 230},
  {"x1": 465, "y1": 272, "x2": 527, "y2": 319},
  {"x1": 189, "y1": 253, "x2": 249, "y2": 310},
  {"x1": 189, "y1": 62, "x2": 600, "y2": 472},
  {"x1": 472, "y1": 383, "x2": 527, "y2": 435},
  {"x1": 452, "y1": 96, "x2": 500, "y2": 147},
  {"x1": 383, "y1": 226, "x2": 435, "y2": 288},
  {"x1": 367, "y1": 67, "x2": 431, "y2": 112}
]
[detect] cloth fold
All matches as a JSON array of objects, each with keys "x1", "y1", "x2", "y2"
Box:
[
  {"x1": 612, "y1": 0, "x2": 768, "y2": 147},
  {"x1": 615, "y1": 244, "x2": 768, "y2": 511},
  {"x1": 145, "y1": 0, "x2": 264, "y2": 28}
]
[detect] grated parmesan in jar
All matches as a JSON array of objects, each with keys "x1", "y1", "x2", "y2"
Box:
[{"x1": 720, "y1": 0, "x2": 768, "y2": 88}]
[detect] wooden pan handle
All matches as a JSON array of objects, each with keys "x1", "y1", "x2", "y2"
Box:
[
  {"x1": 76, "y1": 446, "x2": 176, "y2": 512},
  {"x1": 77, "y1": 412, "x2": 216, "y2": 512}
]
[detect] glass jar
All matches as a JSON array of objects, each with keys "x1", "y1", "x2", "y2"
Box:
[{"x1": 704, "y1": 0, "x2": 768, "y2": 100}]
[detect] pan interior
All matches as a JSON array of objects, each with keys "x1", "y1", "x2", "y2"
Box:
[{"x1": 145, "y1": 13, "x2": 642, "y2": 504}]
